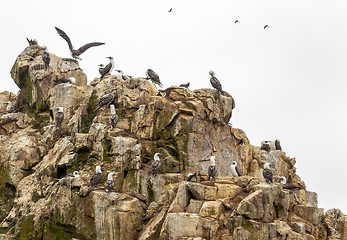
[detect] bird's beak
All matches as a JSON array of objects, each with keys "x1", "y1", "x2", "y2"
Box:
[{"x1": 115, "y1": 70, "x2": 120, "y2": 72}]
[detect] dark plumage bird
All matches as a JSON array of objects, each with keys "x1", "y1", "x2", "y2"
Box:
[
  {"x1": 179, "y1": 82, "x2": 190, "y2": 88},
  {"x1": 151, "y1": 153, "x2": 161, "y2": 177},
  {"x1": 42, "y1": 46, "x2": 50, "y2": 69},
  {"x1": 279, "y1": 176, "x2": 302, "y2": 190},
  {"x1": 270, "y1": 139, "x2": 282, "y2": 151},
  {"x1": 98, "y1": 64, "x2": 105, "y2": 76},
  {"x1": 230, "y1": 160, "x2": 242, "y2": 177},
  {"x1": 260, "y1": 141, "x2": 271, "y2": 152},
  {"x1": 208, "y1": 156, "x2": 217, "y2": 181},
  {"x1": 55, "y1": 27, "x2": 105, "y2": 60},
  {"x1": 55, "y1": 107, "x2": 64, "y2": 129},
  {"x1": 264, "y1": 25, "x2": 269, "y2": 29},
  {"x1": 187, "y1": 173, "x2": 197, "y2": 182},
  {"x1": 146, "y1": 68, "x2": 163, "y2": 88},
  {"x1": 168, "y1": 8, "x2": 173, "y2": 12},
  {"x1": 262, "y1": 163, "x2": 273, "y2": 183},
  {"x1": 100, "y1": 57, "x2": 114, "y2": 79},
  {"x1": 109, "y1": 104, "x2": 118, "y2": 128},
  {"x1": 4, "y1": 101, "x2": 16, "y2": 113},
  {"x1": 26, "y1": 38, "x2": 38, "y2": 46},
  {"x1": 104, "y1": 172, "x2": 116, "y2": 192},
  {"x1": 89, "y1": 166, "x2": 102, "y2": 187},
  {"x1": 94, "y1": 94, "x2": 114, "y2": 112},
  {"x1": 234, "y1": 20, "x2": 239, "y2": 24},
  {"x1": 209, "y1": 70, "x2": 223, "y2": 93}
]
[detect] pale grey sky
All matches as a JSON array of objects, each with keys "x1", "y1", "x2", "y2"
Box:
[{"x1": 0, "y1": 0, "x2": 346, "y2": 213}]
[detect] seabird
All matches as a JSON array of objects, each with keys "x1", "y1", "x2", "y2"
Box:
[
  {"x1": 234, "y1": 20, "x2": 239, "y2": 24},
  {"x1": 4, "y1": 101, "x2": 16, "y2": 113},
  {"x1": 151, "y1": 153, "x2": 161, "y2": 177},
  {"x1": 279, "y1": 176, "x2": 302, "y2": 190},
  {"x1": 104, "y1": 172, "x2": 117, "y2": 192},
  {"x1": 98, "y1": 64, "x2": 105, "y2": 76},
  {"x1": 115, "y1": 70, "x2": 130, "y2": 80},
  {"x1": 208, "y1": 156, "x2": 217, "y2": 181},
  {"x1": 89, "y1": 165, "x2": 102, "y2": 187},
  {"x1": 168, "y1": 8, "x2": 173, "y2": 12},
  {"x1": 55, "y1": 27, "x2": 105, "y2": 60},
  {"x1": 179, "y1": 83, "x2": 190, "y2": 88},
  {"x1": 264, "y1": 25, "x2": 269, "y2": 29},
  {"x1": 260, "y1": 140, "x2": 271, "y2": 152},
  {"x1": 109, "y1": 104, "x2": 118, "y2": 128},
  {"x1": 270, "y1": 139, "x2": 282, "y2": 151},
  {"x1": 146, "y1": 68, "x2": 163, "y2": 88},
  {"x1": 230, "y1": 160, "x2": 242, "y2": 177},
  {"x1": 59, "y1": 171, "x2": 80, "y2": 186},
  {"x1": 26, "y1": 38, "x2": 38, "y2": 46},
  {"x1": 54, "y1": 77, "x2": 75, "y2": 85},
  {"x1": 55, "y1": 107, "x2": 64, "y2": 129},
  {"x1": 100, "y1": 57, "x2": 114, "y2": 79},
  {"x1": 94, "y1": 93, "x2": 114, "y2": 112},
  {"x1": 42, "y1": 46, "x2": 50, "y2": 69},
  {"x1": 262, "y1": 162, "x2": 273, "y2": 183},
  {"x1": 186, "y1": 173, "x2": 197, "y2": 182},
  {"x1": 209, "y1": 70, "x2": 223, "y2": 93}
]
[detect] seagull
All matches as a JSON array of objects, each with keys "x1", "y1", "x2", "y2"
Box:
[
  {"x1": 104, "y1": 172, "x2": 117, "y2": 192},
  {"x1": 42, "y1": 46, "x2": 50, "y2": 69},
  {"x1": 146, "y1": 68, "x2": 163, "y2": 88},
  {"x1": 270, "y1": 139, "x2": 282, "y2": 151},
  {"x1": 208, "y1": 156, "x2": 217, "y2": 181},
  {"x1": 230, "y1": 160, "x2": 242, "y2": 177},
  {"x1": 168, "y1": 8, "x2": 173, "y2": 12},
  {"x1": 260, "y1": 141, "x2": 271, "y2": 152},
  {"x1": 100, "y1": 57, "x2": 114, "y2": 79},
  {"x1": 262, "y1": 162, "x2": 273, "y2": 183},
  {"x1": 234, "y1": 20, "x2": 239, "y2": 24},
  {"x1": 151, "y1": 153, "x2": 161, "y2": 177},
  {"x1": 264, "y1": 25, "x2": 269, "y2": 29},
  {"x1": 278, "y1": 176, "x2": 302, "y2": 190},
  {"x1": 109, "y1": 104, "x2": 118, "y2": 128},
  {"x1": 98, "y1": 64, "x2": 105, "y2": 76},
  {"x1": 55, "y1": 107, "x2": 64, "y2": 129},
  {"x1": 209, "y1": 70, "x2": 223, "y2": 93},
  {"x1": 4, "y1": 101, "x2": 16, "y2": 113},
  {"x1": 55, "y1": 27, "x2": 105, "y2": 60},
  {"x1": 26, "y1": 38, "x2": 38, "y2": 46},
  {"x1": 179, "y1": 83, "x2": 190, "y2": 88},
  {"x1": 94, "y1": 93, "x2": 114, "y2": 112}
]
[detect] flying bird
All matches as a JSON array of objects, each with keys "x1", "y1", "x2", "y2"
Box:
[
  {"x1": 234, "y1": 20, "x2": 239, "y2": 24},
  {"x1": 104, "y1": 172, "x2": 117, "y2": 192},
  {"x1": 230, "y1": 160, "x2": 242, "y2": 177},
  {"x1": 260, "y1": 141, "x2": 271, "y2": 152},
  {"x1": 168, "y1": 8, "x2": 173, "y2": 12},
  {"x1": 4, "y1": 101, "x2": 16, "y2": 113},
  {"x1": 208, "y1": 156, "x2": 217, "y2": 181},
  {"x1": 262, "y1": 162, "x2": 273, "y2": 183},
  {"x1": 179, "y1": 83, "x2": 190, "y2": 88},
  {"x1": 186, "y1": 173, "x2": 197, "y2": 182},
  {"x1": 42, "y1": 46, "x2": 50, "y2": 69},
  {"x1": 151, "y1": 153, "x2": 161, "y2": 177},
  {"x1": 100, "y1": 57, "x2": 114, "y2": 79},
  {"x1": 264, "y1": 25, "x2": 269, "y2": 29},
  {"x1": 270, "y1": 139, "x2": 282, "y2": 151},
  {"x1": 278, "y1": 176, "x2": 302, "y2": 190},
  {"x1": 94, "y1": 93, "x2": 114, "y2": 112},
  {"x1": 55, "y1": 107, "x2": 64, "y2": 129},
  {"x1": 55, "y1": 27, "x2": 105, "y2": 60},
  {"x1": 98, "y1": 64, "x2": 105, "y2": 76},
  {"x1": 146, "y1": 68, "x2": 163, "y2": 88},
  {"x1": 209, "y1": 70, "x2": 223, "y2": 93},
  {"x1": 109, "y1": 104, "x2": 118, "y2": 128},
  {"x1": 26, "y1": 38, "x2": 38, "y2": 46}
]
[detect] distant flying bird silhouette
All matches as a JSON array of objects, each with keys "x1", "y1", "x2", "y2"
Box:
[
  {"x1": 264, "y1": 25, "x2": 269, "y2": 29},
  {"x1": 234, "y1": 20, "x2": 239, "y2": 24},
  {"x1": 168, "y1": 8, "x2": 173, "y2": 12},
  {"x1": 55, "y1": 27, "x2": 105, "y2": 60}
]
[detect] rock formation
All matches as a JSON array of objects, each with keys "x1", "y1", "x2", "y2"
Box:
[{"x1": 0, "y1": 45, "x2": 346, "y2": 239}]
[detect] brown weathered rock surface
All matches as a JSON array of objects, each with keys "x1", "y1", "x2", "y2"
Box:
[{"x1": 0, "y1": 46, "x2": 346, "y2": 239}]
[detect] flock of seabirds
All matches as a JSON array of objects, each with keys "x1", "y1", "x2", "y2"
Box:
[{"x1": 3, "y1": 24, "x2": 301, "y2": 196}]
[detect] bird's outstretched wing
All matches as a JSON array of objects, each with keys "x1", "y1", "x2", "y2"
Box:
[
  {"x1": 76, "y1": 42, "x2": 105, "y2": 56},
  {"x1": 55, "y1": 27, "x2": 73, "y2": 51}
]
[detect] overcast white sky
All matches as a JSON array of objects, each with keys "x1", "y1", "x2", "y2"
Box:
[{"x1": 1, "y1": 0, "x2": 346, "y2": 213}]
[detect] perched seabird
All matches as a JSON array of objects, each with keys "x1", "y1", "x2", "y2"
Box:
[
  {"x1": 168, "y1": 8, "x2": 173, "y2": 12},
  {"x1": 59, "y1": 171, "x2": 80, "y2": 186},
  {"x1": 55, "y1": 107, "x2": 64, "y2": 129},
  {"x1": 262, "y1": 162, "x2": 273, "y2": 183},
  {"x1": 146, "y1": 68, "x2": 163, "y2": 88},
  {"x1": 55, "y1": 27, "x2": 105, "y2": 60},
  {"x1": 270, "y1": 139, "x2": 282, "y2": 151},
  {"x1": 54, "y1": 77, "x2": 75, "y2": 85},
  {"x1": 115, "y1": 70, "x2": 130, "y2": 80},
  {"x1": 94, "y1": 93, "x2": 114, "y2": 112},
  {"x1": 279, "y1": 176, "x2": 302, "y2": 190},
  {"x1": 100, "y1": 57, "x2": 114, "y2": 79},
  {"x1": 151, "y1": 153, "x2": 161, "y2": 177},
  {"x1": 264, "y1": 25, "x2": 269, "y2": 29},
  {"x1": 186, "y1": 173, "x2": 197, "y2": 182},
  {"x1": 4, "y1": 101, "x2": 16, "y2": 113},
  {"x1": 179, "y1": 83, "x2": 190, "y2": 88},
  {"x1": 104, "y1": 172, "x2": 117, "y2": 192},
  {"x1": 230, "y1": 160, "x2": 242, "y2": 177},
  {"x1": 209, "y1": 70, "x2": 223, "y2": 93},
  {"x1": 98, "y1": 64, "x2": 105, "y2": 76},
  {"x1": 109, "y1": 104, "x2": 118, "y2": 128},
  {"x1": 89, "y1": 165, "x2": 102, "y2": 187},
  {"x1": 26, "y1": 38, "x2": 38, "y2": 46},
  {"x1": 260, "y1": 141, "x2": 271, "y2": 152},
  {"x1": 234, "y1": 20, "x2": 240, "y2": 24},
  {"x1": 42, "y1": 46, "x2": 50, "y2": 69},
  {"x1": 208, "y1": 156, "x2": 217, "y2": 181}
]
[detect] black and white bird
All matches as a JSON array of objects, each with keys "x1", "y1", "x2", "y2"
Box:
[
  {"x1": 42, "y1": 46, "x2": 50, "y2": 69},
  {"x1": 208, "y1": 156, "x2": 217, "y2": 181},
  {"x1": 179, "y1": 83, "x2": 190, "y2": 88},
  {"x1": 26, "y1": 38, "x2": 38, "y2": 46},
  {"x1": 230, "y1": 160, "x2": 242, "y2": 177},
  {"x1": 209, "y1": 71, "x2": 223, "y2": 93},
  {"x1": 234, "y1": 20, "x2": 240, "y2": 24},
  {"x1": 59, "y1": 171, "x2": 80, "y2": 186},
  {"x1": 54, "y1": 77, "x2": 75, "y2": 85},
  {"x1": 146, "y1": 68, "x2": 163, "y2": 88},
  {"x1": 100, "y1": 57, "x2": 114, "y2": 79},
  {"x1": 89, "y1": 165, "x2": 102, "y2": 187},
  {"x1": 168, "y1": 8, "x2": 173, "y2": 12},
  {"x1": 104, "y1": 172, "x2": 117, "y2": 193},
  {"x1": 55, "y1": 27, "x2": 105, "y2": 60},
  {"x1": 109, "y1": 104, "x2": 118, "y2": 128},
  {"x1": 278, "y1": 176, "x2": 302, "y2": 190},
  {"x1": 115, "y1": 70, "x2": 130, "y2": 80},
  {"x1": 264, "y1": 25, "x2": 269, "y2": 29},
  {"x1": 270, "y1": 139, "x2": 282, "y2": 151},
  {"x1": 260, "y1": 141, "x2": 271, "y2": 152},
  {"x1": 4, "y1": 101, "x2": 16, "y2": 113},
  {"x1": 151, "y1": 153, "x2": 161, "y2": 177},
  {"x1": 98, "y1": 64, "x2": 105, "y2": 76},
  {"x1": 186, "y1": 173, "x2": 197, "y2": 182},
  {"x1": 94, "y1": 93, "x2": 114, "y2": 112},
  {"x1": 262, "y1": 162, "x2": 273, "y2": 183},
  {"x1": 55, "y1": 107, "x2": 64, "y2": 129}
]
